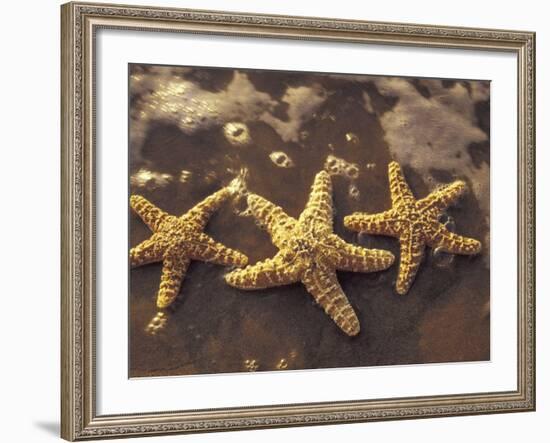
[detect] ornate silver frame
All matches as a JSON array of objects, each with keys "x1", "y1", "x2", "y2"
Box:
[{"x1": 61, "y1": 1, "x2": 536, "y2": 440}]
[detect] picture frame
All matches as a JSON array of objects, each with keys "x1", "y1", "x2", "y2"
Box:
[{"x1": 61, "y1": 1, "x2": 536, "y2": 440}]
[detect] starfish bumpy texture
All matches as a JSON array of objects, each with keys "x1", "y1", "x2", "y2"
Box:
[
  {"x1": 130, "y1": 188, "x2": 248, "y2": 309},
  {"x1": 344, "y1": 161, "x2": 482, "y2": 295},
  {"x1": 225, "y1": 171, "x2": 395, "y2": 336}
]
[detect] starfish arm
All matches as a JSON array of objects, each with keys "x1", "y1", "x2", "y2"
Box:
[
  {"x1": 325, "y1": 234, "x2": 395, "y2": 273},
  {"x1": 187, "y1": 233, "x2": 248, "y2": 267},
  {"x1": 224, "y1": 252, "x2": 299, "y2": 289},
  {"x1": 130, "y1": 236, "x2": 164, "y2": 267},
  {"x1": 343, "y1": 209, "x2": 401, "y2": 237},
  {"x1": 184, "y1": 187, "x2": 231, "y2": 229},
  {"x1": 302, "y1": 266, "x2": 360, "y2": 336},
  {"x1": 395, "y1": 228, "x2": 426, "y2": 295},
  {"x1": 130, "y1": 195, "x2": 170, "y2": 232},
  {"x1": 427, "y1": 225, "x2": 482, "y2": 255},
  {"x1": 299, "y1": 171, "x2": 334, "y2": 229},
  {"x1": 388, "y1": 161, "x2": 415, "y2": 208},
  {"x1": 417, "y1": 180, "x2": 466, "y2": 214},
  {"x1": 156, "y1": 254, "x2": 190, "y2": 308},
  {"x1": 247, "y1": 193, "x2": 297, "y2": 248}
]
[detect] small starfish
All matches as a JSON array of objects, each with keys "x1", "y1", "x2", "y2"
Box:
[
  {"x1": 130, "y1": 188, "x2": 248, "y2": 309},
  {"x1": 225, "y1": 171, "x2": 395, "y2": 336},
  {"x1": 344, "y1": 161, "x2": 482, "y2": 295}
]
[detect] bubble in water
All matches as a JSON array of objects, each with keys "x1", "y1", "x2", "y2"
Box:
[
  {"x1": 432, "y1": 247, "x2": 455, "y2": 268},
  {"x1": 345, "y1": 132, "x2": 360, "y2": 145},
  {"x1": 445, "y1": 219, "x2": 456, "y2": 232},
  {"x1": 348, "y1": 184, "x2": 360, "y2": 200},
  {"x1": 345, "y1": 164, "x2": 359, "y2": 179},
  {"x1": 145, "y1": 311, "x2": 168, "y2": 336},
  {"x1": 227, "y1": 168, "x2": 249, "y2": 196},
  {"x1": 269, "y1": 151, "x2": 295, "y2": 168},
  {"x1": 276, "y1": 358, "x2": 289, "y2": 370},
  {"x1": 365, "y1": 163, "x2": 376, "y2": 170},
  {"x1": 439, "y1": 214, "x2": 456, "y2": 232},
  {"x1": 324, "y1": 155, "x2": 360, "y2": 181},
  {"x1": 179, "y1": 170, "x2": 192, "y2": 184},
  {"x1": 228, "y1": 169, "x2": 252, "y2": 216},
  {"x1": 223, "y1": 122, "x2": 252, "y2": 147},
  {"x1": 325, "y1": 155, "x2": 340, "y2": 174},
  {"x1": 244, "y1": 359, "x2": 259, "y2": 372}
]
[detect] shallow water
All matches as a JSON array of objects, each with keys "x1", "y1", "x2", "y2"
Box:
[{"x1": 128, "y1": 65, "x2": 490, "y2": 377}]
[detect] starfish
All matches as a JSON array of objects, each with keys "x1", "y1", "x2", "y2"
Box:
[
  {"x1": 225, "y1": 171, "x2": 395, "y2": 336},
  {"x1": 130, "y1": 188, "x2": 248, "y2": 309},
  {"x1": 344, "y1": 161, "x2": 482, "y2": 295}
]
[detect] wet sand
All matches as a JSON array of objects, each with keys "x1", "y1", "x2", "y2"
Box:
[{"x1": 129, "y1": 65, "x2": 490, "y2": 377}]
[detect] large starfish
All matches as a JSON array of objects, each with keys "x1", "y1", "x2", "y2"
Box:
[
  {"x1": 130, "y1": 188, "x2": 248, "y2": 309},
  {"x1": 344, "y1": 161, "x2": 482, "y2": 295},
  {"x1": 225, "y1": 171, "x2": 395, "y2": 336}
]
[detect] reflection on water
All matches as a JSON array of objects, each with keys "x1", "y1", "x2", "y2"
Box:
[{"x1": 129, "y1": 64, "x2": 490, "y2": 377}]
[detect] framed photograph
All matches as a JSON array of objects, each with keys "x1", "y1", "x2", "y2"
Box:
[{"x1": 61, "y1": 1, "x2": 535, "y2": 440}]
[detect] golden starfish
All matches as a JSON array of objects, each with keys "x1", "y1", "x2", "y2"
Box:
[
  {"x1": 225, "y1": 171, "x2": 395, "y2": 336},
  {"x1": 130, "y1": 188, "x2": 248, "y2": 308},
  {"x1": 344, "y1": 161, "x2": 482, "y2": 295}
]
